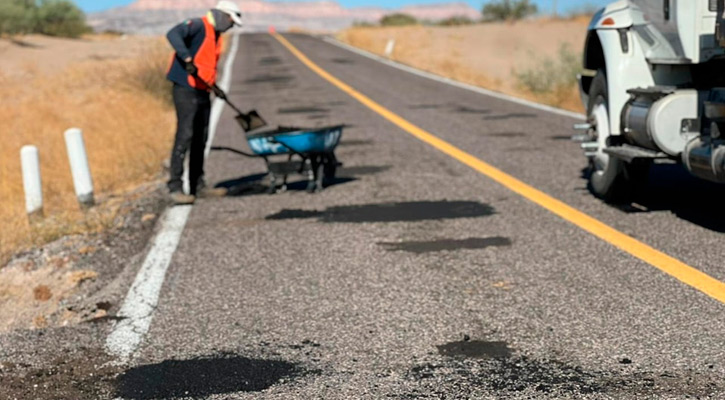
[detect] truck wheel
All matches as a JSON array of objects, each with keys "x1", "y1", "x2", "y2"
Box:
[{"x1": 586, "y1": 70, "x2": 631, "y2": 202}]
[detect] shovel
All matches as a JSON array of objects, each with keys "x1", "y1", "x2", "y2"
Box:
[
  {"x1": 211, "y1": 83, "x2": 267, "y2": 132},
  {"x1": 191, "y1": 71, "x2": 267, "y2": 132}
]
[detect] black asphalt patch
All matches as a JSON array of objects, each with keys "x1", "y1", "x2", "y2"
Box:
[
  {"x1": 259, "y1": 56, "x2": 283, "y2": 66},
  {"x1": 408, "y1": 355, "x2": 722, "y2": 397},
  {"x1": 409, "y1": 104, "x2": 490, "y2": 115},
  {"x1": 453, "y1": 106, "x2": 490, "y2": 114},
  {"x1": 331, "y1": 57, "x2": 355, "y2": 64},
  {"x1": 278, "y1": 106, "x2": 330, "y2": 114},
  {"x1": 410, "y1": 103, "x2": 445, "y2": 110},
  {"x1": 549, "y1": 135, "x2": 573, "y2": 141},
  {"x1": 437, "y1": 340, "x2": 512, "y2": 359},
  {"x1": 339, "y1": 165, "x2": 391, "y2": 176},
  {"x1": 245, "y1": 74, "x2": 294, "y2": 84},
  {"x1": 409, "y1": 356, "x2": 601, "y2": 395},
  {"x1": 487, "y1": 131, "x2": 527, "y2": 138},
  {"x1": 378, "y1": 237, "x2": 511, "y2": 254},
  {"x1": 115, "y1": 354, "x2": 304, "y2": 399},
  {"x1": 265, "y1": 201, "x2": 496, "y2": 223},
  {"x1": 484, "y1": 112, "x2": 537, "y2": 120}
]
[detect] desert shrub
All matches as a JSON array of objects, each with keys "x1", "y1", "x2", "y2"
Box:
[
  {"x1": 380, "y1": 13, "x2": 418, "y2": 27},
  {"x1": 0, "y1": 0, "x2": 89, "y2": 38},
  {"x1": 352, "y1": 21, "x2": 376, "y2": 28},
  {"x1": 515, "y1": 44, "x2": 581, "y2": 93},
  {"x1": 482, "y1": 0, "x2": 538, "y2": 21},
  {"x1": 126, "y1": 41, "x2": 173, "y2": 106},
  {"x1": 36, "y1": 0, "x2": 90, "y2": 38},
  {"x1": 437, "y1": 16, "x2": 476, "y2": 26},
  {"x1": 513, "y1": 43, "x2": 582, "y2": 109},
  {"x1": 0, "y1": 0, "x2": 37, "y2": 34}
]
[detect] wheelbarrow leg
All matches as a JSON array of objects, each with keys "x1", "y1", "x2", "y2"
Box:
[
  {"x1": 280, "y1": 174, "x2": 288, "y2": 193},
  {"x1": 305, "y1": 158, "x2": 316, "y2": 193},
  {"x1": 306, "y1": 155, "x2": 325, "y2": 193},
  {"x1": 267, "y1": 172, "x2": 277, "y2": 194},
  {"x1": 323, "y1": 152, "x2": 339, "y2": 185},
  {"x1": 314, "y1": 162, "x2": 324, "y2": 192}
]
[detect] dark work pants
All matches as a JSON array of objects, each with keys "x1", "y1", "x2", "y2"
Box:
[{"x1": 168, "y1": 84, "x2": 211, "y2": 195}]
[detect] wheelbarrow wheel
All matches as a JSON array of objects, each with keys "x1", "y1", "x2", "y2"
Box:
[
  {"x1": 323, "y1": 152, "x2": 338, "y2": 179},
  {"x1": 307, "y1": 162, "x2": 324, "y2": 193}
]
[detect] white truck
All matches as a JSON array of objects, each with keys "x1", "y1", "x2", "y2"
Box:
[{"x1": 578, "y1": 0, "x2": 725, "y2": 201}]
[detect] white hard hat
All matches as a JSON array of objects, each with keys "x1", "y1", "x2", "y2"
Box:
[{"x1": 215, "y1": 1, "x2": 243, "y2": 26}]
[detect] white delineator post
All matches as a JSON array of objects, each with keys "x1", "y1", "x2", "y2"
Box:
[
  {"x1": 20, "y1": 145, "x2": 43, "y2": 219},
  {"x1": 63, "y1": 128, "x2": 95, "y2": 208},
  {"x1": 384, "y1": 39, "x2": 396, "y2": 58}
]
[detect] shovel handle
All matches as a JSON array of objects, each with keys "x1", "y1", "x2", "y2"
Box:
[{"x1": 190, "y1": 73, "x2": 265, "y2": 131}]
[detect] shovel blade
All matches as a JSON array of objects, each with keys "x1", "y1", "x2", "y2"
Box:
[{"x1": 236, "y1": 110, "x2": 267, "y2": 132}]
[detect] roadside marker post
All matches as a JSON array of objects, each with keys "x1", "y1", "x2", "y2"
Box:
[
  {"x1": 63, "y1": 128, "x2": 95, "y2": 208},
  {"x1": 20, "y1": 145, "x2": 43, "y2": 221},
  {"x1": 384, "y1": 39, "x2": 395, "y2": 58}
]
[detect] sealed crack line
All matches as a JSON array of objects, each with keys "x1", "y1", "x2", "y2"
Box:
[{"x1": 106, "y1": 205, "x2": 192, "y2": 361}]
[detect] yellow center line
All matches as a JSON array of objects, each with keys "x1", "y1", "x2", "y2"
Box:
[{"x1": 272, "y1": 33, "x2": 725, "y2": 304}]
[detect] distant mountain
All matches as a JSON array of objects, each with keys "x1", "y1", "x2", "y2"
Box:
[{"x1": 88, "y1": 0, "x2": 480, "y2": 34}]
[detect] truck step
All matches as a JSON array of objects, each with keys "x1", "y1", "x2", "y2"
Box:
[{"x1": 603, "y1": 144, "x2": 669, "y2": 163}]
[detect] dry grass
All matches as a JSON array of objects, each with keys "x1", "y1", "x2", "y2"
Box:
[
  {"x1": 337, "y1": 20, "x2": 588, "y2": 113},
  {"x1": 339, "y1": 26, "x2": 503, "y2": 91},
  {"x1": 0, "y1": 39, "x2": 175, "y2": 265}
]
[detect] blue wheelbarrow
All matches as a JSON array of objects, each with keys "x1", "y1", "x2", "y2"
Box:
[{"x1": 212, "y1": 125, "x2": 343, "y2": 193}]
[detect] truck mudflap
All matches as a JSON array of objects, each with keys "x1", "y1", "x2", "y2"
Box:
[{"x1": 577, "y1": 74, "x2": 593, "y2": 109}]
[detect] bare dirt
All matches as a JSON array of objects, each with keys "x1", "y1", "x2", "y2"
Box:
[
  {"x1": 0, "y1": 183, "x2": 167, "y2": 333},
  {"x1": 0, "y1": 34, "x2": 155, "y2": 79}
]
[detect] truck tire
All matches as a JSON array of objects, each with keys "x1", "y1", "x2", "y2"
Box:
[{"x1": 587, "y1": 70, "x2": 633, "y2": 202}]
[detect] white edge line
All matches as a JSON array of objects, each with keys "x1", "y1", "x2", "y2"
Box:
[
  {"x1": 322, "y1": 36, "x2": 586, "y2": 121},
  {"x1": 105, "y1": 205, "x2": 192, "y2": 361},
  {"x1": 206, "y1": 33, "x2": 241, "y2": 157},
  {"x1": 105, "y1": 33, "x2": 240, "y2": 363}
]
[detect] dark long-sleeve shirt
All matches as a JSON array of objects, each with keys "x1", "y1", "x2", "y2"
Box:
[{"x1": 166, "y1": 18, "x2": 218, "y2": 89}]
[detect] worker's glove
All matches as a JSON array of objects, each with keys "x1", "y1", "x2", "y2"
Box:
[
  {"x1": 212, "y1": 85, "x2": 227, "y2": 100},
  {"x1": 184, "y1": 61, "x2": 198, "y2": 76}
]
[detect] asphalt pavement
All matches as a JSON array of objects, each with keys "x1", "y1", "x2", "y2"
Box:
[{"x1": 3, "y1": 33, "x2": 725, "y2": 399}]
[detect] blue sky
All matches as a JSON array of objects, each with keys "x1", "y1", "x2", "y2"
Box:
[{"x1": 72, "y1": 0, "x2": 610, "y2": 13}]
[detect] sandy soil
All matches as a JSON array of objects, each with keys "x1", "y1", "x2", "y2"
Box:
[
  {"x1": 0, "y1": 34, "x2": 156, "y2": 79},
  {"x1": 338, "y1": 17, "x2": 589, "y2": 112}
]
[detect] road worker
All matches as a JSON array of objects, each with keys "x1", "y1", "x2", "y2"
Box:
[{"x1": 165, "y1": 0, "x2": 243, "y2": 205}]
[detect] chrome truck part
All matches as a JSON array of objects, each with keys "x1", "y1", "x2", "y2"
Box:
[
  {"x1": 621, "y1": 88, "x2": 699, "y2": 156},
  {"x1": 683, "y1": 138, "x2": 725, "y2": 182},
  {"x1": 683, "y1": 101, "x2": 725, "y2": 183}
]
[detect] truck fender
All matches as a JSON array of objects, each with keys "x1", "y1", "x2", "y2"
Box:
[
  {"x1": 588, "y1": 0, "x2": 635, "y2": 30},
  {"x1": 596, "y1": 29, "x2": 654, "y2": 136}
]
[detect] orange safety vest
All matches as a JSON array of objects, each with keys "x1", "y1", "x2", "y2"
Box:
[{"x1": 187, "y1": 16, "x2": 222, "y2": 90}]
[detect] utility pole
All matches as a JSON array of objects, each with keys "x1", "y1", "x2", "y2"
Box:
[{"x1": 552, "y1": 0, "x2": 558, "y2": 17}]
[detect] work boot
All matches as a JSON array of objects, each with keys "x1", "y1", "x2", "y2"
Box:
[
  {"x1": 169, "y1": 191, "x2": 196, "y2": 205},
  {"x1": 197, "y1": 187, "x2": 228, "y2": 198}
]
